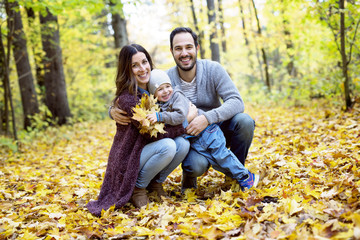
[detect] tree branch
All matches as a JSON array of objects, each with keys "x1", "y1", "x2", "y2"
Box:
[
  {"x1": 347, "y1": 17, "x2": 360, "y2": 65},
  {"x1": 316, "y1": 4, "x2": 341, "y2": 55}
]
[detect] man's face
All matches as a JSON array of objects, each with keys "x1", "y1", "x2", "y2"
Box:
[{"x1": 171, "y1": 32, "x2": 198, "y2": 71}]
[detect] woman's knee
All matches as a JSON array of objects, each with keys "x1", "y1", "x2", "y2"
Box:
[
  {"x1": 157, "y1": 138, "x2": 177, "y2": 158},
  {"x1": 175, "y1": 137, "x2": 190, "y2": 156}
]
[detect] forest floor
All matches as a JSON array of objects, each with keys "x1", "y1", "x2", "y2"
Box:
[{"x1": 1, "y1": 101, "x2": 360, "y2": 239}]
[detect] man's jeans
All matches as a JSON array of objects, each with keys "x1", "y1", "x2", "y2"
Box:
[
  {"x1": 136, "y1": 136, "x2": 189, "y2": 189},
  {"x1": 182, "y1": 113, "x2": 255, "y2": 190}
]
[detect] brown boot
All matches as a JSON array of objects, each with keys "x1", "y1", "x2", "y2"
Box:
[
  {"x1": 130, "y1": 187, "x2": 149, "y2": 208},
  {"x1": 147, "y1": 180, "x2": 168, "y2": 199}
]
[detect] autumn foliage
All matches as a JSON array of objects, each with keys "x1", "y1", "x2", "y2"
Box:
[
  {"x1": 131, "y1": 94, "x2": 166, "y2": 138},
  {"x1": 1, "y1": 103, "x2": 359, "y2": 239}
]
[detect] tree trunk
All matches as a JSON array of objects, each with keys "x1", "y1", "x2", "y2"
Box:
[
  {"x1": 206, "y1": 0, "x2": 220, "y2": 62},
  {"x1": 339, "y1": 0, "x2": 352, "y2": 110},
  {"x1": 26, "y1": 7, "x2": 45, "y2": 99},
  {"x1": 0, "y1": 27, "x2": 9, "y2": 135},
  {"x1": 280, "y1": 0, "x2": 297, "y2": 78},
  {"x1": 0, "y1": 24, "x2": 18, "y2": 140},
  {"x1": 238, "y1": 0, "x2": 255, "y2": 72},
  {"x1": 218, "y1": 0, "x2": 227, "y2": 52},
  {"x1": 109, "y1": 1, "x2": 128, "y2": 49},
  {"x1": 40, "y1": 8, "x2": 71, "y2": 125},
  {"x1": 189, "y1": 0, "x2": 206, "y2": 59},
  {"x1": 6, "y1": 0, "x2": 40, "y2": 129},
  {"x1": 251, "y1": 0, "x2": 270, "y2": 92},
  {"x1": 283, "y1": 21, "x2": 297, "y2": 77}
]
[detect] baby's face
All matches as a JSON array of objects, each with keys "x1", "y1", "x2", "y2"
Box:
[{"x1": 155, "y1": 83, "x2": 173, "y2": 102}]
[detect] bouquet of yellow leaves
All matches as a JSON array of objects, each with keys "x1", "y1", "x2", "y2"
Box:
[{"x1": 131, "y1": 94, "x2": 167, "y2": 138}]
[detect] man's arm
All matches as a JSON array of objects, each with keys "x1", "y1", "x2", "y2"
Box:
[
  {"x1": 202, "y1": 61, "x2": 244, "y2": 125},
  {"x1": 109, "y1": 105, "x2": 131, "y2": 125}
]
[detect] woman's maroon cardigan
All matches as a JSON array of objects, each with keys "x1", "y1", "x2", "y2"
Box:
[{"x1": 86, "y1": 90, "x2": 184, "y2": 216}]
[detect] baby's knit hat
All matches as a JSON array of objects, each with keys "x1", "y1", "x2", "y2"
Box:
[{"x1": 148, "y1": 69, "x2": 172, "y2": 95}]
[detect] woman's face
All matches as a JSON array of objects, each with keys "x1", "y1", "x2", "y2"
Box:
[{"x1": 131, "y1": 52, "x2": 151, "y2": 90}]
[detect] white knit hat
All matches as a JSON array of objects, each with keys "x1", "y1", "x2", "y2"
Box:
[{"x1": 148, "y1": 69, "x2": 172, "y2": 95}]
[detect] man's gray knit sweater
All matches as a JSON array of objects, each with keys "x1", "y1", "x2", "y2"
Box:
[{"x1": 167, "y1": 59, "x2": 244, "y2": 125}]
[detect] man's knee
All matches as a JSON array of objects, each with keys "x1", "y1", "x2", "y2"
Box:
[
  {"x1": 223, "y1": 113, "x2": 255, "y2": 146},
  {"x1": 182, "y1": 151, "x2": 209, "y2": 177},
  {"x1": 232, "y1": 113, "x2": 255, "y2": 131}
]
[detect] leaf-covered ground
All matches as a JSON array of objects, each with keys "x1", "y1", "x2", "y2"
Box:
[{"x1": 1, "y1": 103, "x2": 359, "y2": 239}]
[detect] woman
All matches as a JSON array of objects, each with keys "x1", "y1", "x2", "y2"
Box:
[{"x1": 86, "y1": 44, "x2": 190, "y2": 216}]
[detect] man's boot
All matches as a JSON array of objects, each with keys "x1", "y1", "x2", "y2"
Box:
[
  {"x1": 130, "y1": 187, "x2": 149, "y2": 208},
  {"x1": 147, "y1": 180, "x2": 168, "y2": 199}
]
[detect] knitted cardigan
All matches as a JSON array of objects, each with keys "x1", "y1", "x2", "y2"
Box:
[{"x1": 86, "y1": 90, "x2": 185, "y2": 216}]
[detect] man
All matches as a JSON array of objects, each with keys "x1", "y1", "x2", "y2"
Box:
[{"x1": 110, "y1": 27, "x2": 255, "y2": 192}]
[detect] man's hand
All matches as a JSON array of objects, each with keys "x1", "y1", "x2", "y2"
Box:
[
  {"x1": 186, "y1": 115, "x2": 209, "y2": 136},
  {"x1": 110, "y1": 106, "x2": 131, "y2": 125},
  {"x1": 146, "y1": 113, "x2": 158, "y2": 124},
  {"x1": 187, "y1": 102, "x2": 198, "y2": 123}
]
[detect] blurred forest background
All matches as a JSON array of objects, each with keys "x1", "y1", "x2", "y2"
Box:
[{"x1": 1, "y1": 0, "x2": 359, "y2": 148}]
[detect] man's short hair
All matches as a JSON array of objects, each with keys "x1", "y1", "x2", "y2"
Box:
[{"x1": 170, "y1": 27, "x2": 199, "y2": 49}]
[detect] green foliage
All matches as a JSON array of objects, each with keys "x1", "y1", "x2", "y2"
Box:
[
  {"x1": 2, "y1": 0, "x2": 359, "y2": 139},
  {"x1": 0, "y1": 136, "x2": 17, "y2": 152}
]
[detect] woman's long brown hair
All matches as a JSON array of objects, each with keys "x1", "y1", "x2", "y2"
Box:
[{"x1": 113, "y1": 44, "x2": 154, "y2": 104}]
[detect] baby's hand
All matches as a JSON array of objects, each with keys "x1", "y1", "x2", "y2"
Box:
[{"x1": 147, "y1": 113, "x2": 158, "y2": 124}]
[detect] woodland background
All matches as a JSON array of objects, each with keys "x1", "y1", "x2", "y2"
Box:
[
  {"x1": 0, "y1": 0, "x2": 360, "y2": 239},
  {"x1": 0, "y1": 0, "x2": 359, "y2": 142}
]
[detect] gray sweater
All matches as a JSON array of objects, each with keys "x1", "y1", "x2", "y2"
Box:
[
  {"x1": 158, "y1": 87, "x2": 190, "y2": 126},
  {"x1": 167, "y1": 59, "x2": 244, "y2": 125}
]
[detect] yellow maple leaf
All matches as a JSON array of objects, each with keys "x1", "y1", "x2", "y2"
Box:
[
  {"x1": 281, "y1": 198, "x2": 303, "y2": 216},
  {"x1": 20, "y1": 230, "x2": 38, "y2": 240},
  {"x1": 131, "y1": 94, "x2": 167, "y2": 137}
]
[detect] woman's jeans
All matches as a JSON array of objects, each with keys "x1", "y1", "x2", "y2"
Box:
[
  {"x1": 136, "y1": 136, "x2": 190, "y2": 189},
  {"x1": 181, "y1": 113, "x2": 255, "y2": 190}
]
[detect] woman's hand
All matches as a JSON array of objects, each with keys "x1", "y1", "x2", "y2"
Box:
[
  {"x1": 146, "y1": 113, "x2": 158, "y2": 124},
  {"x1": 110, "y1": 106, "x2": 131, "y2": 125},
  {"x1": 187, "y1": 102, "x2": 198, "y2": 123}
]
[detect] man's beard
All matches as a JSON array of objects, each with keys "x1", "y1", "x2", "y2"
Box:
[{"x1": 176, "y1": 55, "x2": 197, "y2": 71}]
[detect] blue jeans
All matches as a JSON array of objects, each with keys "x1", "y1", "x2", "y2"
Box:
[
  {"x1": 182, "y1": 113, "x2": 255, "y2": 190},
  {"x1": 136, "y1": 137, "x2": 189, "y2": 188},
  {"x1": 190, "y1": 124, "x2": 249, "y2": 181}
]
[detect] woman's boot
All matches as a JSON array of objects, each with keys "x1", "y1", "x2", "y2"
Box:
[
  {"x1": 131, "y1": 187, "x2": 149, "y2": 208},
  {"x1": 147, "y1": 180, "x2": 168, "y2": 199}
]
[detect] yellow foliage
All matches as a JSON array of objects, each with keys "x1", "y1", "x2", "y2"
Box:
[
  {"x1": 132, "y1": 94, "x2": 166, "y2": 137},
  {"x1": 1, "y1": 103, "x2": 359, "y2": 239}
]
